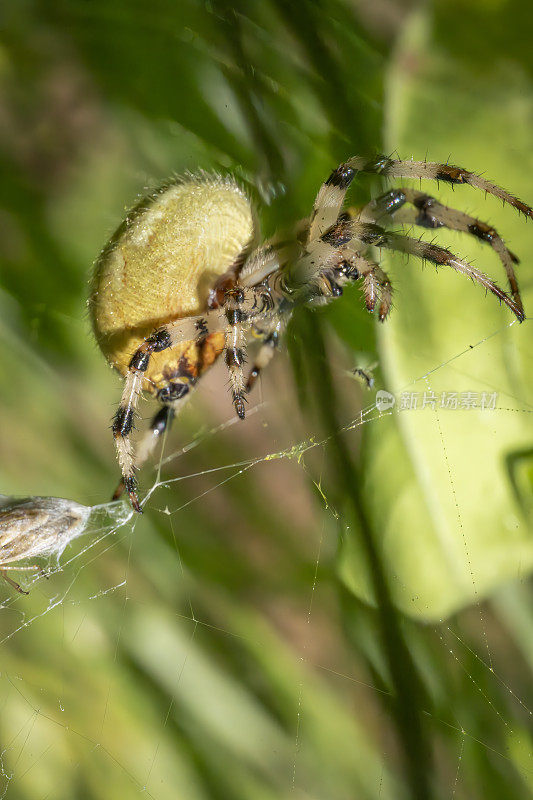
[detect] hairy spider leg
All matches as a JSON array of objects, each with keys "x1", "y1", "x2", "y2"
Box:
[
  {"x1": 358, "y1": 188, "x2": 524, "y2": 317},
  {"x1": 112, "y1": 310, "x2": 229, "y2": 512},
  {"x1": 212, "y1": 245, "x2": 292, "y2": 400},
  {"x1": 295, "y1": 218, "x2": 523, "y2": 320},
  {"x1": 224, "y1": 284, "x2": 277, "y2": 418},
  {"x1": 350, "y1": 156, "x2": 533, "y2": 219},
  {"x1": 224, "y1": 289, "x2": 248, "y2": 420},
  {"x1": 353, "y1": 222, "x2": 523, "y2": 320},
  {"x1": 240, "y1": 245, "x2": 294, "y2": 392},
  {"x1": 112, "y1": 405, "x2": 177, "y2": 502},
  {"x1": 308, "y1": 154, "x2": 533, "y2": 245},
  {"x1": 245, "y1": 310, "x2": 291, "y2": 393},
  {"x1": 113, "y1": 285, "x2": 278, "y2": 509}
]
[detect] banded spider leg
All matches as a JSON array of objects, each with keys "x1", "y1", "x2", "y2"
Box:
[
  {"x1": 358, "y1": 188, "x2": 524, "y2": 318},
  {"x1": 292, "y1": 217, "x2": 523, "y2": 321},
  {"x1": 295, "y1": 154, "x2": 532, "y2": 321},
  {"x1": 113, "y1": 286, "x2": 274, "y2": 510},
  {"x1": 309, "y1": 155, "x2": 532, "y2": 244}
]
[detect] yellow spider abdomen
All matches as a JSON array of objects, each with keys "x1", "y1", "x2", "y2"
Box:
[{"x1": 90, "y1": 174, "x2": 254, "y2": 392}]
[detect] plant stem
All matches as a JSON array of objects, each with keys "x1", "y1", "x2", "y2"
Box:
[{"x1": 301, "y1": 309, "x2": 432, "y2": 800}]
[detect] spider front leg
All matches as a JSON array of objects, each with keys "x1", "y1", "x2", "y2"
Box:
[
  {"x1": 359, "y1": 188, "x2": 524, "y2": 317},
  {"x1": 360, "y1": 156, "x2": 533, "y2": 217},
  {"x1": 344, "y1": 155, "x2": 533, "y2": 219},
  {"x1": 309, "y1": 153, "x2": 532, "y2": 245},
  {"x1": 296, "y1": 218, "x2": 523, "y2": 320}
]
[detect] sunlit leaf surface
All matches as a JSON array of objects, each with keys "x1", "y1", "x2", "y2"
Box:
[{"x1": 340, "y1": 6, "x2": 533, "y2": 619}]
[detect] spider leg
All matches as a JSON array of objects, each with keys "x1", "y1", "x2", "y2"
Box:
[
  {"x1": 308, "y1": 163, "x2": 361, "y2": 242},
  {"x1": 111, "y1": 405, "x2": 176, "y2": 502},
  {"x1": 309, "y1": 153, "x2": 532, "y2": 244},
  {"x1": 359, "y1": 188, "x2": 524, "y2": 317},
  {"x1": 353, "y1": 256, "x2": 393, "y2": 320},
  {"x1": 216, "y1": 245, "x2": 291, "y2": 398},
  {"x1": 245, "y1": 312, "x2": 291, "y2": 394},
  {"x1": 239, "y1": 242, "x2": 292, "y2": 286},
  {"x1": 219, "y1": 278, "x2": 278, "y2": 419},
  {"x1": 298, "y1": 217, "x2": 523, "y2": 320},
  {"x1": 346, "y1": 221, "x2": 524, "y2": 320},
  {"x1": 348, "y1": 155, "x2": 533, "y2": 218},
  {"x1": 112, "y1": 311, "x2": 226, "y2": 512}
]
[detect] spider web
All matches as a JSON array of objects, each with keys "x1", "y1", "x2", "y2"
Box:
[{"x1": 1, "y1": 313, "x2": 532, "y2": 800}]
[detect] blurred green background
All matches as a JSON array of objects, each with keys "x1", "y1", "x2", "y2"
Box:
[{"x1": 1, "y1": 0, "x2": 533, "y2": 798}]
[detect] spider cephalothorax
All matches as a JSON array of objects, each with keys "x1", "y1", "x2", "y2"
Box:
[{"x1": 90, "y1": 157, "x2": 531, "y2": 512}]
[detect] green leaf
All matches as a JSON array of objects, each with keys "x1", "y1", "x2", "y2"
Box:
[{"x1": 340, "y1": 8, "x2": 533, "y2": 619}]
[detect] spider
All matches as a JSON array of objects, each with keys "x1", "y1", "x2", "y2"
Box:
[{"x1": 90, "y1": 156, "x2": 531, "y2": 512}]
